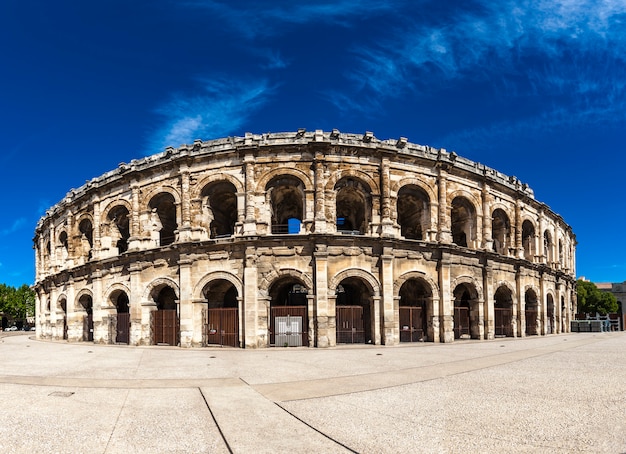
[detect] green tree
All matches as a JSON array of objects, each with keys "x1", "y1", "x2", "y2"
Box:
[
  {"x1": 576, "y1": 279, "x2": 618, "y2": 315},
  {"x1": 0, "y1": 283, "x2": 35, "y2": 320}
]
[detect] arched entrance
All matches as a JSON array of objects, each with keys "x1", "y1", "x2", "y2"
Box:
[
  {"x1": 452, "y1": 283, "x2": 477, "y2": 339},
  {"x1": 269, "y1": 278, "x2": 309, "y2": 347},
  {"x1": 525, "y1": 289, "x2": 539, "y2": 335},
  {"x1": 546, "y1": 294, "x2": 555, "y2": 334},
  {"x1": 58, "y1": 298, "x2": 68, "y2": 340},
  {"x1": 494, "y1": 285, "x2": 514, "y2": 337},
  {"x1": 398, "y1": 278, "x2": 431, "y2": 342},
  {"x1": 111, "y1": 290, "x2": 130, "y2": 344},
  {"x1": 151, "y1": 285, "x2": 179, "y2": 346},
  {"x1": 79, "y1": 294, "x2": 93, "y2": 342},
  {"x1": 203, "y1": 279, "x2": 239, "y2": 347},
  {"x1": 336, "y1": 277, "x2": 374, "y2": 344}
]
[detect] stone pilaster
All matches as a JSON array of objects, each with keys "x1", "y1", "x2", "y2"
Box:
[
  {"x1": 178, "y1": 257, "x2": 193, "y2": 347},
  {"x1": 437, "y1": 167, "x2": 452, "y2": 243},
  {"x1": 314, "y1": 243, "x2": 330, "y2": 347},
  {"x1": 380, "y1": 246, "x2": 395, "y2": 344}
]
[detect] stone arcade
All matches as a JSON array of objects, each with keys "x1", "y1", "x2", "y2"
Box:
[{"x1": 33, "y1": 130, "x2": 577, "y2": 348}]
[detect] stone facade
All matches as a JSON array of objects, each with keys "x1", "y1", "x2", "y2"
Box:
[{"x1": 33, "y1": 130, "x2": 577, "y2": 348}]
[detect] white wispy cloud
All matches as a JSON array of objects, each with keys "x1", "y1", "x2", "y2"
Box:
[
  {"x1": 0, "y1": 218, "x2": 27, "y2": 237},
  {"x1": 182, "y1": 0, "x2": 401, "y2": 38},
  {"x1": 327, "y1": 0, "x2": 626, "y2": 145},
  {"x1": 149, "y1": 78, "x2": 275, "y2": 152}
]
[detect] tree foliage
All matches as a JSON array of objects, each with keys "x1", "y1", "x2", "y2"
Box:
[
  {"x1": 576, "y1": 279, "x2": 618, "y2": 315},
  {"x1": 0, "y1": 283, "x2": 35, "y2": 320}
]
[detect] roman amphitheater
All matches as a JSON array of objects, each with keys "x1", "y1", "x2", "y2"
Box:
[{"x1": 33, "y1": 130, "x2": 577, "y2": 348}]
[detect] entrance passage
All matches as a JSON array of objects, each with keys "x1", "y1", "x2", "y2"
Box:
[
  {"x1": 151, "y1": 310, "x2": 179, "y2": 346},
  {"x1": 84, "y1": 314, "x2": 94, "y2": 341},
  {"x1": 495, "y1": 308, "x2": 513, "y2": 337},
  {"x1": 454, "y1": 306, "x2": 470, "y2": 339},
  {"x1": 116, "y1": 313, "x2": 130, "y2": 344},
  {"x1": 207, "y1": 308, "x2": 239, "y2": 347},
  {"x1": 336, "y1": 306, "x2": 365, "y2": 344},
  {"x1": 270, "y1": 306, "x2": 307, "y2": 347},
  {"x1": 399, "y1": 307, "x2": 424, "y2": 342}
]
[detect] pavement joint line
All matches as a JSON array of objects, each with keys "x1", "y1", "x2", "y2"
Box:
[
  {"x1": 199, "y1": 387, "x2": 233, "y2": 454},
  {"x1": 274, "y1": 401, "x2": 359, "y2": 453}
]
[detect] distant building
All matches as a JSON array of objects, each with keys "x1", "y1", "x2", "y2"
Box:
[
  {"x1": 33, "y1": 130, "x2": 577, "y2": 348},
  {"x1": 595, "y1": 281, "x2": 625, "y2": 330}
]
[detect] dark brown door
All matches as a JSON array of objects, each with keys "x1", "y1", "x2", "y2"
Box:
[
  {"x1": 495, "y1": 308, "x2": 513, "y2": 337},
  {"x1": 207, "y1": 308, "x2": 239, "y2": 347},
  {"x1": 152, "y1": 310, "x2": 179, "y2": 346},
  {"x1": 116, "y1": 312, "x2": 130, "y2": 344},
  {"x1": 525, "y1": 310, "x2": 538, "y2": 335},
  {"x1": 400, "y1": 306, "x2": 424, "y2": 342},
  {"x1": 270, "y1": 306, "x2": 308, "y2": 347},
  {"x1": 84, "y1": 314, "x2": 94, "y2": 341},
  {"x1": 336, "y1": 306, "x2": 365, "y2": 344},
  {"x1": 454, "y1": 307, "x2": 470, "y2": 339}
]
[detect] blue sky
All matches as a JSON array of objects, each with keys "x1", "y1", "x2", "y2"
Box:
[{"x1": 1, "y1": 0, "x2": 625, "y2": 287}]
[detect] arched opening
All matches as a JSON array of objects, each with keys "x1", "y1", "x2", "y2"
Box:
[
  {"x1": 451, "y1": 197, "x2": 477, "y2": 248},
  {"x1": 58, "y1": 297, "x2": 68, "y2": 340},
  {"x1": 336, "y1": 277, "x2": 374, "y2": 344},
  {"x1": 78, "y1": 219, "x2": 93, "y2": 261},
  {"x1": 269, "y1": 278, "x2": 309, "y2": 347},
  {"x1": 108, "y1": 206, "x2": 130, "y2": 254},
  {"x1": 398, "y1": 278, "x2": 432, "y2": 342},
  {"x1": 525, "y1": 289, "x2": 539, "y2": 335},
  {"x1": 397, "y1": 185, "x2": 429, "y2": 240},
  {"x1": 201, "y1": 182, "x2": 237, "y2": 238},
  {"x1": 78, "y1": 294, "x2": 93, "y2": 342},
  {"x1": 58, "y1": 231, "x2": 69, "y2": 261},
  {"x1": 202, "y1": 279, "x2": 239, "y2": 347},
  {"x1": 546, "y1": 294, "x2": 555, "y2": 334},
  {"x1": 453, "y1": 283, "x2": 480, "y2": 339},
  {"x1": 267, "y1": 177, "x2": 304, "y2": 234},
  {"x1": 111, "y1": 290, "x2": 130, "y2": 344},
  {"x1": 492, "y1": 209, "x2": 510, "y2": 255},
  {"x1": 494, "y1": 286, "x2": 514, "y2": 337},
  {"x1": 149, "y1": 193, "x2": 178, "y2": 246},
  {"x1": 544, "y1": 230, "x2": 553, "y2": 263},
  {"x1": 522, "y1": 220, "x2": 535, "y2": 261},
  {"x1": 150, "y1": 285, "x2": 179, "y2": 346},
  {"x1": 335, "y1": 178, "x2": 371, "y2": 235},
  {"x1": 558, "y1": 239, "x2": 564, "y2": 267}
]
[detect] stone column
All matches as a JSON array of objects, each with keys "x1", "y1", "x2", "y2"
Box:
[
  {"x1": 483, "y1": 263, "x2": 494, "y2": 340},
  {"x1": 128, "y1": 183, "x2": 142, "y2": 251},
  {"x1": 538, "y1": 210, "x2": 545, "y2": 263},
  {"x1": 313, "y1": 157, "x2": 327, "y2": 233},
  {"x1": 129, "y1": 262, "x2": 144, "y2": 345},
  {"x1": 514, "y1": 269, "x2": 522, "y2": 337},
  {"x1": 515, "y1": 201, "x2": 523, "y2": 258},
  {"x1": 380, "y1": 158, "x2": 394, "y2": 237},
  {"x1": 438, "y1": 252, "x2": 454, "y2": 342},
  {"x1": 481, "y1": 182, "x2": 492, "y2": 250},
  {"x1": 178, "y1": 257, "x2": 193, "y2": 347},
  {"x1": 243, "y1": 247, "x2": 260, "y2": 347},
  {"x1": 243, "y1": 155, "x2": 257, "y2": 236},
  {"x1": 177, "y1": 171, "x2": 192, "y2": 242},
  {"x1": 380, "y1": 246, "x2": 395, "y2": 344},
  {"x1": 91, "y1": 269, "x2": 103, "y2": 343},
  {"x1": 437, "y1": 167, "x2": 452, "y2": 243},
  {"x1": 93, "y1": 199, "x2": 101, "y2": 260},
  {"x1": 314, "y1": 244, "x2": 331, "y2": 347}
]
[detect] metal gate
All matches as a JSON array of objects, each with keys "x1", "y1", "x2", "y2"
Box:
[
  {"x1": 495, "y1": 308, "x2": 513, "y2": 337},
  {"x1": 151, "y1": 310, "x2": 179, "y2": 346},
  {"x1": 454, "y1": 307, "x2": 470, "y2": 339},
  {"x1": 399, "y1": 307, "x2": 424, "y2": 342},
  {"x1": 206, "y1": 308, "x2": 239, "y2": 347},
  {"x1": 336, "y1": 306, "x2": 365, "y2": 344},
  {"x1": 116, "y1": 313, "x2": 130, "y2": 344},
  {"x1": 525, "y1": 310, "x2": 538, "y2": 335},
  {"x1": 83, "y1": 314, "x2": 94, "y2": 341},
  {"x1": 270, "y1": 306, "x2": 308, "y2": 347}
]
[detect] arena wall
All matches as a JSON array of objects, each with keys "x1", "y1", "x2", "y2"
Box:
[{"x1": 33, "y1": 130, "x2": 577, "y2": 348}]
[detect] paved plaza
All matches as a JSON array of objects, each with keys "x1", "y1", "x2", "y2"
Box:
[{"x1": 0, "y1": 332, "x2": 624, "y2": 453}]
